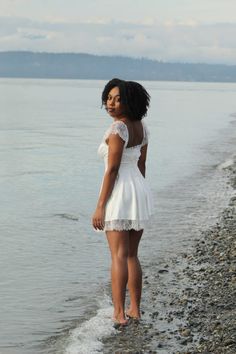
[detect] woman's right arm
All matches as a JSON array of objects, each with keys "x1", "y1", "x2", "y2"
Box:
[{"x1": 92, "y1": 133, "x2": 124, "y2": 230}]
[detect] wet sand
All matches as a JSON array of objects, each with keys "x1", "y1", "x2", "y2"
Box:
[{"x1": 102, "y1": 157, "x2": 236, "y2": 354}]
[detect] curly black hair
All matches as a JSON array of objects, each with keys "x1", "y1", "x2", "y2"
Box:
[{"x1": 101, "y1": 78, "x2": 150, "y2": 121}]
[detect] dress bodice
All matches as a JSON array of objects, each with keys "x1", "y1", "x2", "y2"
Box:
[{"x1": 98, "y1": 120, "x2": 149, "y2": 169}]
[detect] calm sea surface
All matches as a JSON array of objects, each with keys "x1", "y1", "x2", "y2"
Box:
[{"x1": 0, "y1": 79, "x2": 236, "y2": 354}]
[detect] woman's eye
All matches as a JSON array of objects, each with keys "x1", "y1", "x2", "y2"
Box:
[{"x1": 107, "y1": 96, "x2": 120, "y2": 103}]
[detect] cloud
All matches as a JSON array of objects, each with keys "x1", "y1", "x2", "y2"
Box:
[
  {"x1": 17, "y1": 27, "x2": 50, "y2": 41},
  {"x1": 0, "y1": 16, "x2": 236, "y2": 65}
]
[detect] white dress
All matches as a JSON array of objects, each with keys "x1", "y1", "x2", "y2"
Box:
[{"x1": 98, "y1": 120, "x2": 154, "y2": 231}]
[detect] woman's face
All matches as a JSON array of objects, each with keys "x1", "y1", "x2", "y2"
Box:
[{"x1": 106, "y1": 86, "x2": 124, "y2": 119}]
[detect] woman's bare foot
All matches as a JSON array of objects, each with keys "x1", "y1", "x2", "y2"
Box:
[
  {"x1": 125, "y1": 308, "x2": 141, "y2": 320},
  {"x1": 112, "y1": 312, "x2": 128, "y2": 326},
  {"x1": 112, "y1": 316, "x2": 128, "y2": 329}
]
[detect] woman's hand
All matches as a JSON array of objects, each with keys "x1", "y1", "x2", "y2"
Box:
[{"x1": 92, "y1": 206, "x2": 105, "y2": 230}]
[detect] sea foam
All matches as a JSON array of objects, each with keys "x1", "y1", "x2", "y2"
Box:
[{"x1": 65, "y1": 297, "x2": 115, "y2": 354}]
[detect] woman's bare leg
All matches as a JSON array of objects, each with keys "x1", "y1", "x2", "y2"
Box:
[
  {"x1": 126, "y1": 229, "x2": 143, "y2": 319},
  {"x1": 106, "y1": 230, "x2": 129, "y2": 324}
]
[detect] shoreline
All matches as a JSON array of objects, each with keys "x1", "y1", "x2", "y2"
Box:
[{"x1": 102, "y1": 157, "x2": 236, "y2": 353}]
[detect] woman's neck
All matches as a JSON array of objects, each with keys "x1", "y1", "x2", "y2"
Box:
[{"x1": 114, "y1": 116, "x2": 129, "y2": 122}]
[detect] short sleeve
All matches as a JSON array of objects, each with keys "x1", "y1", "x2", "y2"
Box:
[
  {"x1": 141, "y1": 120, "x2": 150, "y2": 146},
  {"x1": 109, "y1": 121, "x2": 129, "y2": 147}
]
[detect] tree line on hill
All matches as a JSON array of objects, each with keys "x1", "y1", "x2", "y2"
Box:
[{"x1": 0, "y1": 51, "x2": 235, "y2": 82}]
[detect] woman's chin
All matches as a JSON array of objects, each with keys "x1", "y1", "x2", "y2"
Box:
[{"x1": 108, "y1": 112, "x2": 116, "y2": 118}]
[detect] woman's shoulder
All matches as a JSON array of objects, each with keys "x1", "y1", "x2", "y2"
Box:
[
  {"x1": 107, "y1": 120, "x2": 129, "y2": 144},
  {"x1": 141, "y1": 119, "x2": 150, "y2": 146},
  {"x1": 111, "y1": 119, "x2": 128, "y2": 129},
  {"x1": 141, "y1": 119, "x2": 149, "y2": 129},
  {"x1": 111, "y1": 121, "x2": 129, "y2": 140}
]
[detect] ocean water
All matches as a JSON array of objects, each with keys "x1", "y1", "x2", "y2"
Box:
[{"x1": 0, "y1": 78, "x2": 235, "y2": 354}]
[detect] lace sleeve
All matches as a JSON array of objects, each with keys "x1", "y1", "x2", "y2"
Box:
[
  {"x1": 108, "y1": 121, "x2": 129, "y2": 147},
  {"x1": 141, "y1": 120, "x2": 150, "y2": 146}
]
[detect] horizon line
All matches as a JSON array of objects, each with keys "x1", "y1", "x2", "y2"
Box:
[{"x1": 0, "y1": 50, "x2": 235, "y2": 67}]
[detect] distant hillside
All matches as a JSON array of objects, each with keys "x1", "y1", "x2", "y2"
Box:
[{"x1": 0, "y1": 51, "x2": 236, "y2": 82}]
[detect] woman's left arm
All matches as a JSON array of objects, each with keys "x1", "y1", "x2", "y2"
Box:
[{"x1": 92, "y1": 134, "x2": 124, "y2": 230}]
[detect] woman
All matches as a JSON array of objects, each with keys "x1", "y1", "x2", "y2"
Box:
[{"x1": 92, "y1": 78, "x2": 154, "y2": 327}]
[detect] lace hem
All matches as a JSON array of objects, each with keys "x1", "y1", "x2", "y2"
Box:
[{"x1": 104, "y1": 219, "x2": 149, "y2": 231}]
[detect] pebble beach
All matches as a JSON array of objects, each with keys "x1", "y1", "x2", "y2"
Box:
[
  {"x1": 101, "y1": 156, "x2": 236, "y2": 354},
  {"x1": 1, "y1": 79, "x2": 236, "y2": 354}
]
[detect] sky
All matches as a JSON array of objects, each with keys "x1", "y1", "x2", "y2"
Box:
[{"x1": 0, "y1": 0, "x2": 236, "y2": 65}]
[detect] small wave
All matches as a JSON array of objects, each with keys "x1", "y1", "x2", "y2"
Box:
[
  {"x1": 217, "y1": 156, "x2": 236, "y2": 170},
  {"x1": 65, "y1": 298, "x2": 115, "y2": 354},
  {"x1": 53, "y1": 213, "x2": 79, "y2": 221},
  {"x1": 1, "y1": 170, "x2": 54, "y2": 178}
]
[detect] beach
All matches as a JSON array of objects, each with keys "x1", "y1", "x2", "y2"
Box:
[
  {"x1": 1, "y1": 79, "x2": 236, "y2": 354},
  {"x1": 101, "y1": 157, "x2": 236, "y2": 353}
]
